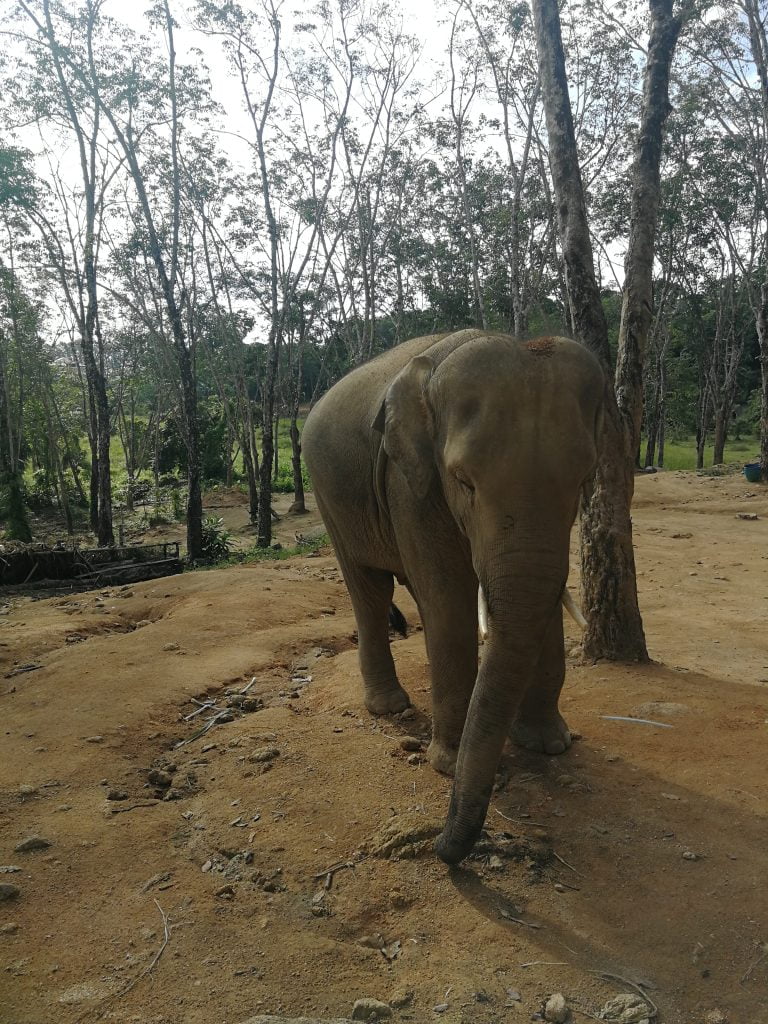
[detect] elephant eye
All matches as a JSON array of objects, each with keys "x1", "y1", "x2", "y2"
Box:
[{"x1": 454, "y1": 471, "x2": 475, "y2": 493}]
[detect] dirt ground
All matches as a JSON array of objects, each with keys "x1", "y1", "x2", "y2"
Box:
[{"x1": 1, "y1": 471, "x2": 767, "y2": 1024}]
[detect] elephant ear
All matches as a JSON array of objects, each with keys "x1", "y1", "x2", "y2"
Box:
[{"x1": 372, "y1": 355, "x2": 435, "y2": 499}]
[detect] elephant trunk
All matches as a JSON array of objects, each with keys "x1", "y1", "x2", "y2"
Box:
[{"x1": 435, "y1": 551, "x2": 566, "y2": 866}]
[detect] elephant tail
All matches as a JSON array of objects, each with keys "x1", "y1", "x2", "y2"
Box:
[{"x1": 388, "y1": 603, "x2": 408, "y2": 637}]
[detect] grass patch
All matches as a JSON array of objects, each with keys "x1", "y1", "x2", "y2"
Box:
[
  {"x1": 189, "y1": 532, "x2": 330, "y2": 572},
  {"x1": 646, "y1": 438, "x2": 760, "y2": 472}
]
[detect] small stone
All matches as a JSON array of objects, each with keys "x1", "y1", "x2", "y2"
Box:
[
  {"x1": 0, "y1": 866, "x2": 21, "y2": 873},
  {"x1": 0, "y1": 883, "x2": 20, "y2": 901},
  {"x1": 248, "y1": 746, "x2": 280, "y2": 764},
  {"x1": 135, "y1": 619, "x2": 151, "y2": 628},
  {"x1": 14, "y1": 835, "x2": 52, "y2": 853},
  {"x1": 544, "y1": 993, "x2": 569, "y2": 1023},
  {"x1": 242, "y1": 697, "x2": 264, "y2": 713},
  {"x1": 357, "y1": 934, "x2": 385, "y2": 950},
  {"x1": 554, "y1": 883, "x2": 566, "y2": 893},
  {"x1": 397, "y1": 707, "x2": 417, "y2": 721},
  {"x1": 399, "y1": 736, "x2": 422, "y2": 752},
  {"x1": 120, "y1": 590, "x2": 134, "y2": 598},
  {"x1": 18, "y1": 785, "x2": 37, "y2": 797},
  {"x1": 84, "y1": 735, "x2": 104, "y2": 744},
  {"x1": 148, "y1": 770, "x2": 173, "y2": 788},
  {"x1": 215, "y1": 884, "x2": 235, "y2": 899},
  {"x1": 505, "y1": 989, "x2": 522, "y2": 1003},
  {"x1": 433, "y1": 1005, "x2": 449, "y2": 1014},
  {"x1": 682, "y1": 850, "x2": 701, "y2": 861},
  {"x1": 162, "y1": 642, "x2": 179, "y2": 652},
  {"x1": 107, "y1": 789, "x2": 128, "y2": 801},
  {"x1": 56, "y1": 805, "x2": 71, "y2": 813},
  {"x1": 140, "y1": 927, "x2": 157, "y2": 941},
  {"x1": 389, "y1": 988, "x2": 414, "y2": 1008},
  {"x1": 406, "y1": 753, "x2": 423, "y2": 766},
  {"x1": 0, "y1": 922, "x2": 19, "y2": 934},
  {"x1": 351, "y1": 999, "x2": 392, "y2": 1021},
  {"x1": 598, "y1": 992, "x2": 651, "y2": 1023},
  {"x1": 704, "y1": 1011, "x2": 728, "y2": 1024}
]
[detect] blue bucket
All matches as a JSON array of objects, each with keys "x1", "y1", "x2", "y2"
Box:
[{"x1": 743, "y1": 462, "x2": 761, "y2": 483}]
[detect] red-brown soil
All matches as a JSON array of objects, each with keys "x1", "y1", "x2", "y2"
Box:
[{"x1": 1, "y1": 472, "x2": 766, "y2": 1024}]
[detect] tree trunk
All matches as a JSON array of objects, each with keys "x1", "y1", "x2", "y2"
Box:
[
  {"x1": 696, "y1": 378, "x2": 710, "y2": 470},
  {"x1": 531, "y1": 0, "x2": 649, "y2": 661},
  {"x1": 289, "y1": 413, "x2": 306, "y2": 515},
  {"x1": 273, "y1": 411, "x2": 280, "y2": 484},
  {"x1": 0, "y1": 344, "x2": 31, "y2": 543},
  {"x1": 712, "y1": 405, "x2": 727, "y2": 466},
  {"x1": 257, "y1": 341, "x2": 280, "y2": 547},
  {"x1": 657, "y1": 395, "x2": 666, "y2": 468},
  {"x1": 756, "y1": 288, "x2": 768, "y2": 480}
]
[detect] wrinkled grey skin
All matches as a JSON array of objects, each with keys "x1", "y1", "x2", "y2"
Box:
[{"x1": 302, "y1": 330, "x2": 604, "y2": 864}]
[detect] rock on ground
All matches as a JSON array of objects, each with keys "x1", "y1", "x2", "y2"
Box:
[
  {"x1": 240, "y1": 1018, "x2": 356, "y2": 1024},
  {"x1": 351, "y1": 999, "x2": 392, "y2": 1021},
  {"x1": 598, "y1": 992, "x2": 651, "y2": 1023},
  {"x1": 544, "y1": 992, "x2": 569, "y2": 1023}
]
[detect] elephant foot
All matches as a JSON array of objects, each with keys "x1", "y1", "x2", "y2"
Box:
[
  {"x1": 364, "y1": 684, "x2": 411, "y2": 716},
  {"x1": 510, "y1": 713, "x2": 572, "y2": 755},
  {"x1": 427, "y1": 739, "x2": 458, "y2": 776}
]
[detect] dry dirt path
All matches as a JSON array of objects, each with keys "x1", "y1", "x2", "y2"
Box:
[{"x1": 0, "y1": 472, "x2": 766, "y2": 1024}]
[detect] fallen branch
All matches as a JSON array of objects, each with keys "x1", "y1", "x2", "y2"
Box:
[
  {"x1": 110, "y1": 801, "x2": 159, "y2": 815},
  {"x1": 495, "y1": 809, "x2": 548, "y2": 827},
  {"x1": 145, "y1": 899, "x2": 171, "y2": 975},
  {"x1": 4, "y1": 663, "x2": 42, "y2": 678},
  {"x1": 553, "y1": 850, "x2": 584, "y2": 876},
  {"x1": 520, "y1": 960, "x2": 568, "y2": 968},
  {"x1": 175, "y1": 708, "x2": 233, "y2": 748},
  {"x1": 741, "y1": 947, "x2": 767, "y2": 984},
  {"x1": 600, "y1": 715, "x2": 673, "y2": 729},
  {"x1": 499, "y1": 908, "x2": 541, "y2": 929},
  {"x1": 313, "y1": 859, "x2": 355, "y2": 889}
]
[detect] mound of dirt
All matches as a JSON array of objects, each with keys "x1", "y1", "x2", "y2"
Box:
[{"x1": 0, "y1": 472, "x2": 766, "y2": 1024}]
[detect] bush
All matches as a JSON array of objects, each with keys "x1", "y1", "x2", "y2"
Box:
[
  {"x1": 0, "y1": 471, "x2": 32, "y2": 542},
  {"x1": 272, "y1": 462, "x2": 311, "y2": 493},
  {"x1": 170, "y1": 488, "x2": 185, "y2": 521},
  {"x1": 200, "y1": 516, "x2": 233, "y2": 560}
]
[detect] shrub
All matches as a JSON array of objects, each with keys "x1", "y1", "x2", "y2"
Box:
[{"x1": 200, "y1": 516, "x2": 233, "y2": 560}]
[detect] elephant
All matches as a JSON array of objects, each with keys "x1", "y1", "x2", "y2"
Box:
[{"x1": 302, "y1": 329, "x2": 604, "y2": 865}]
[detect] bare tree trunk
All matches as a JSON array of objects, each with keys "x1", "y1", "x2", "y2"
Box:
[
  {"x1": 712, "y1": 405, "x2": 728, "y2": 466},
  {"x1": 657, "y1": 393, "x2": 666, "y2": 468},
  {"x1": 288, "y1": 328, "x2": 306, "y2": 514},
  {"x1": 696, "y1": 381, "x2": 710, "y2": 469},
  {"x1": 744, "y1": 0, "x2": 768, "y2": 481},
  {"x1": 531, "y1": 0, "x2": 649, "y2": 661}
]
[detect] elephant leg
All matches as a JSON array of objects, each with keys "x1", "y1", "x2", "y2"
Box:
[
  {"x1": 510, "y1": 607, "x2": 571, "y2": 755},
  {"x1": 419, "y1": 586, "x2": 478, "y2": 777},
  {"x1": 343, "y1": 563, "x2": 411, "y2": 715}
]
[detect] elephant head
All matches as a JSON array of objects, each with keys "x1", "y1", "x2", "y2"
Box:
[{"x1": 377, "y1": 333, "x2": 604, "y2": 864}]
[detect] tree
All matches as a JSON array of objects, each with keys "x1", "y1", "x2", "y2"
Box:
[
  {"x1": 532, "y1": 0, "x2": 683, "y2": 660},
  {"x1": 16, "y1": 0, "x2": 116, "y2": 545}
]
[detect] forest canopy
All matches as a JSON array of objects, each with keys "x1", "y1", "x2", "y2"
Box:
[{"x1": 0, "y1": 0, "x2": 766, "y2": 558}]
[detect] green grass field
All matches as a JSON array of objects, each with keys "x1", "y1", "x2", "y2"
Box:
[
  {"x1": 650, "y1": 438, "x2": 759, "y2": 471},
  {"x1": 30, "y1": 421, "x2": 761, "y2": 499}
]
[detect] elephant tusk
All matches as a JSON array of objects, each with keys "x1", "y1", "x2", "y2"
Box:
[
  {"x1": 478, "y1": 584, "x2": 585, "y2": 635},
  {"x1": 477, "y1": 585, "x2": 489, "y2": 640},
  {"x1": 562, "y1": 587, "x2": 587, "y2": 629}
]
